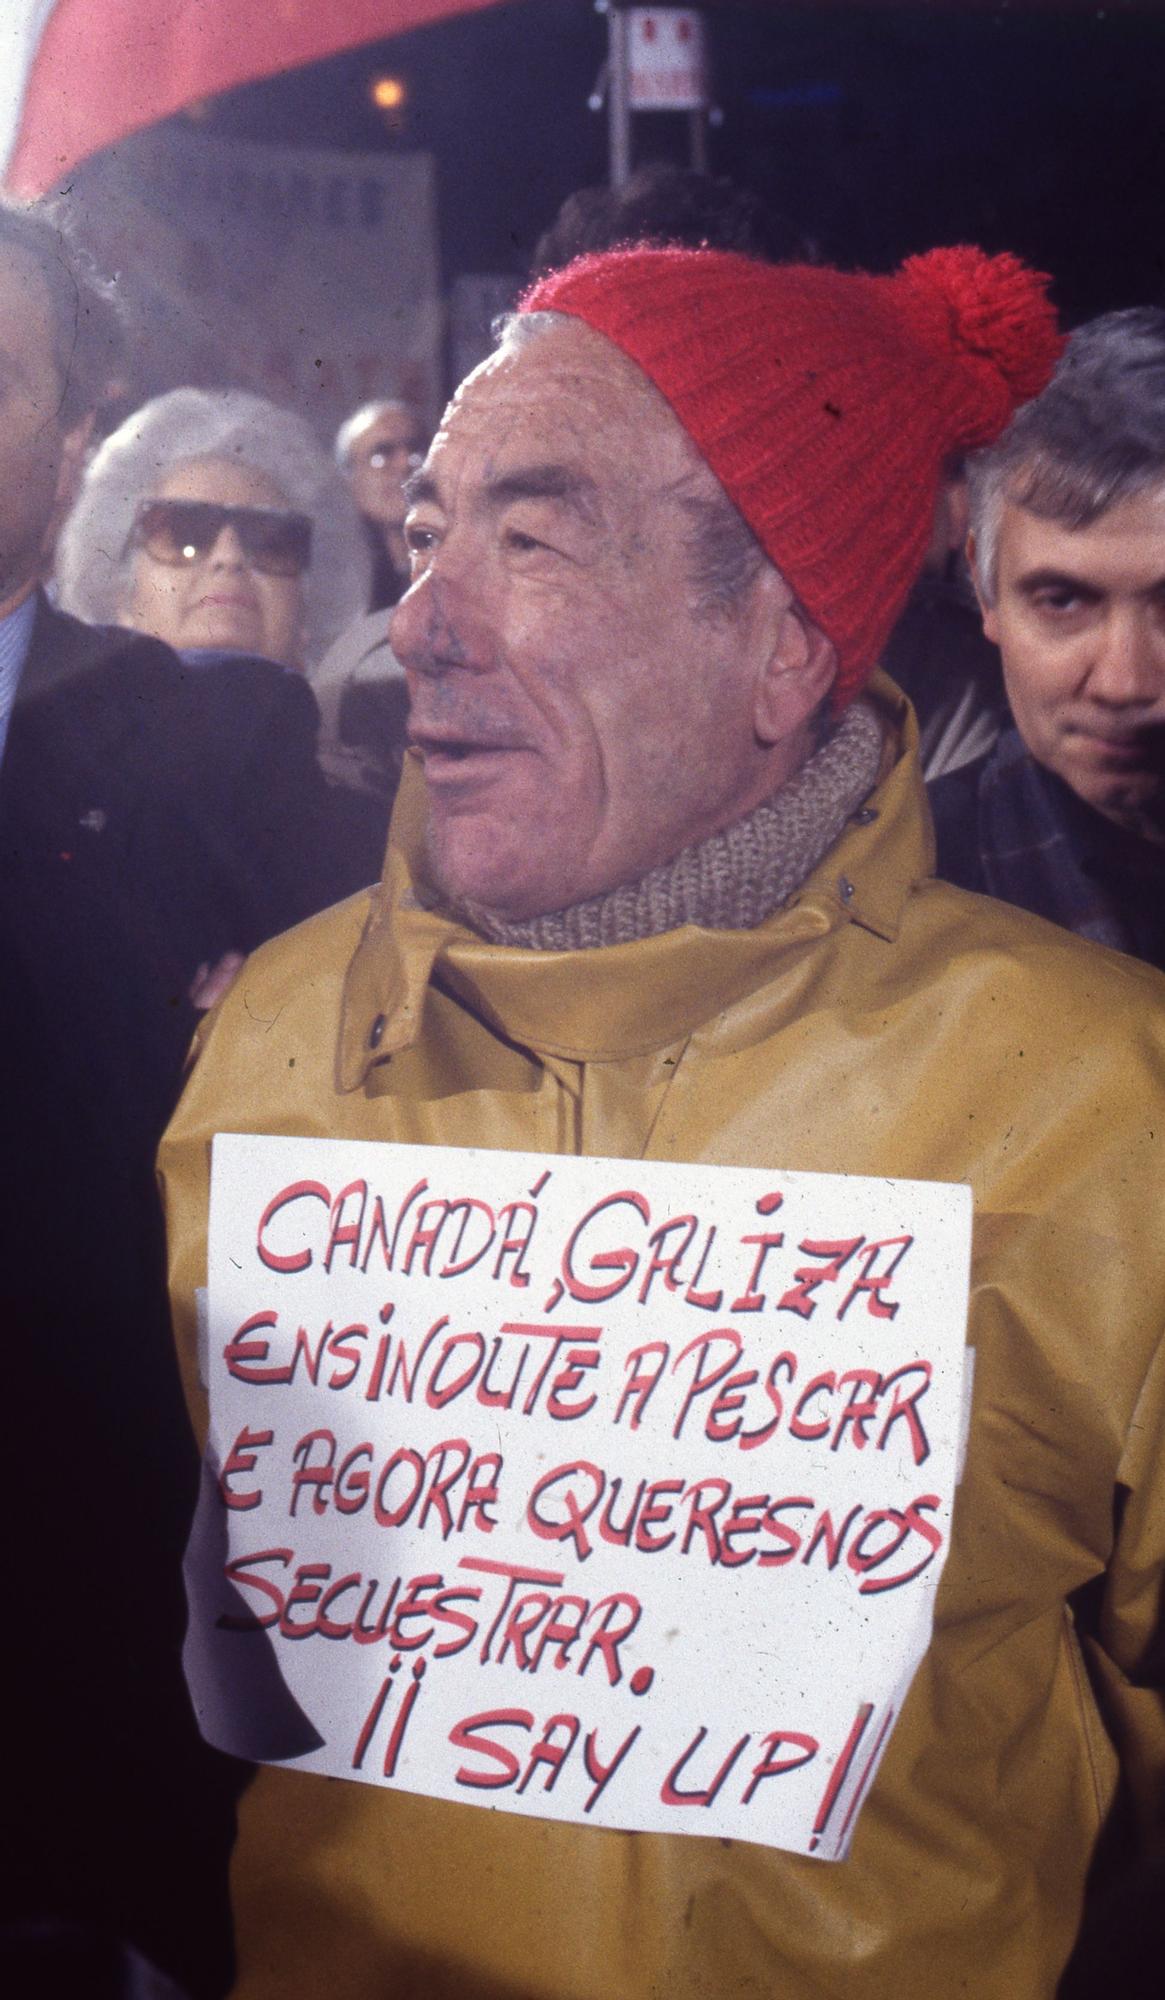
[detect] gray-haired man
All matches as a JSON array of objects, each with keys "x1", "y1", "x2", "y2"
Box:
[{"x1": 930, "y1": 307, "x2": 1165, "y2": 966}]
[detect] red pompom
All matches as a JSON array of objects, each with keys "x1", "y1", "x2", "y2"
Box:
[{"x1": 899, "y1": 244, "x2": 1063, "y2": 400}]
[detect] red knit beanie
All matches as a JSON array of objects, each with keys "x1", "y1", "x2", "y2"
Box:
[{"x1": 521, "y1": 245, "x2": 1062, "y2": 708}]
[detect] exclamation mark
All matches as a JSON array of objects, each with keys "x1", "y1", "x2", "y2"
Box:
[
  {"x1": 382, "y1": 1656, "x2": 426, "y2": 1777},
  {"x1": 809, "y1": 1702, "x2": 873, "y2": 1853},
  {"x1": 835, "y1": 1707, "x2": 896, "y2": 1852},
  {"x1": 352, "y1": 1653, "x2": 404, "y2": 1771}
]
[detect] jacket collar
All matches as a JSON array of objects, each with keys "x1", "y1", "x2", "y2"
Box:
[{"x1": 338, "y1": 674, "x2": 931, "y2": 1088}]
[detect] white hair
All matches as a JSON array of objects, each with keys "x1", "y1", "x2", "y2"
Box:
[
  {"x1": 55, "y1": 387, "x2": 371, "y2": 673},
  {"x1": 968, "y1": 308, "x2": 1165, "y2": 606}
]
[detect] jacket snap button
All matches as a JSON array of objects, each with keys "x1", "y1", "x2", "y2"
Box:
[{"x1": 368, "y1": 1013, "x2": 386, "y2": 1050}]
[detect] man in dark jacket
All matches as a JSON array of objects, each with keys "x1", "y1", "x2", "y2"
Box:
[
  {"x1": 929, "y1": 308, "x2": 1165, "y2": 969},
  {"x1": 0, "y1": 200, "x2": 381, "y2": 1997}
]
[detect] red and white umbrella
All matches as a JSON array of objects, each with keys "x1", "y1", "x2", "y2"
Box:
[{"x1": 1, "y1": 0, "x2": 504, "y2": 196}]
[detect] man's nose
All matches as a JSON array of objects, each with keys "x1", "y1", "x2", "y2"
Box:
[
  {"x1": 1089, "y1": 607, "x2": 1165, "y2": 705},
  {"x1": 390, "y1": 566, "x2": 490, "y2": 680}
]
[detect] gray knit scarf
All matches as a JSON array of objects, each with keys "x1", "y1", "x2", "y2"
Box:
[{"x1": 456, "y1": 700, "x2": 883, "y2": 951}]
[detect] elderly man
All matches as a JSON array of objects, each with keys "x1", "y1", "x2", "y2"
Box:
[
  {"x1": 931, "y1": 307, "x2": 1165, "y2": 968},
  {"x1": 163, "y1": 247, "x2": 1165, "y2": 1999},
  {"x1": 0, "y1": 198, "x2": 245, "y2": 1998},
  {"x1": 0, "y1": 198, "x2": 380, "y2": 1997},
  {"x1": 335, "y1": 396, "x2": 425, "y2": 607}
]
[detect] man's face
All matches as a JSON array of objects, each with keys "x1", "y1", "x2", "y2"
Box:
[
  {"x1": 390, "y1": 319, "x2": 813, "y2": 922},
  {"x1": 0, "y1": 246, "x2": 73, "y2": 604},
  {"x1": 346, "y1": 404, "x2": 422, "y2": 529},
  {"x1": 978, "y1": 487, "x2": 1165, "y2": 835}
]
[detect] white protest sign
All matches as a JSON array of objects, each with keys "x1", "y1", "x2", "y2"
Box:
[
  {"x1": 628, "y1": 9, "x2": 708, "y2": 112},
  {"x1": 63, "y1": 128, "x2": 442, "y2": 435},
  {"x1": 188, "y1": 1135, "x2": 972, "y2": 1861}
]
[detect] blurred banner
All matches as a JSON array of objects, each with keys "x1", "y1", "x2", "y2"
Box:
[
  {"x1": 1, "y1": 0, "x2": 1120, "y2": 195},
  {"x1": 1, "y1": 0, "x2": 504, "y2": 194},
  {"x1": 63, "y1": 126, "x2": 442, "y2": 441},
  {"x1": 0, "y1": 5, "x2": 56, "y2": 182}
]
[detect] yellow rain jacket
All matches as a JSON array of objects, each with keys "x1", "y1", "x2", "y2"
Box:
[{"x1": 161, "y1": 683, "x2": 1165, "y2": 1999}]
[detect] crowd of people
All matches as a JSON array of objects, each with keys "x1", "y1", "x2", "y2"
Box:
[{"x1": 4, "y1": 161, "x2": 1165, "y2": 1999}]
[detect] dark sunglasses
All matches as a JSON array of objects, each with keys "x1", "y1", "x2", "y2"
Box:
[{"x1": 132, "y1": 499, "x2": 313, "y2": 577}]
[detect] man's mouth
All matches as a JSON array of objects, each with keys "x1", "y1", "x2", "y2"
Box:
[
  {"x1": 410, "y1": 730, "x2": 528, "y2": 778},
  {"x1": 1072, "y1": 728, "x2": 1161, "y2": 763}
]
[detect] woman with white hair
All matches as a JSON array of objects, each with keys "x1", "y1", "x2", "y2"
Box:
[
  {"x1": 56, "y1": 386, "x2": 371, "y2": 676},
  {"x1": 55, "y1": 388, "x2": 386, "y2": 1005}
]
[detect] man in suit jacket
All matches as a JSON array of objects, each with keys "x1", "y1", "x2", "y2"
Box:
[{"x1": 0, "y1": 200, "x2": 381, "y2": 1997}]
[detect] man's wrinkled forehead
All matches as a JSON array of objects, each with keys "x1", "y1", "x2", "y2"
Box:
[{"x1": 418, "y1": 317, "x2": 723, "y2": 518}]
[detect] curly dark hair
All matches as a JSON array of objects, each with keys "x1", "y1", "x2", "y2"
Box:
[{"x1": 531, "y1": 164, "x2": 809, "y2": 278}]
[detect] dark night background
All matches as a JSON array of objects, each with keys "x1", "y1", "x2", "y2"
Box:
[{"x1": 189, "y1": 0, "x2": 1165, "y2": 338}]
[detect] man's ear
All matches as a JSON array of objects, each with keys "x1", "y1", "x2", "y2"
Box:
[
  {"x1": 749, "y1": 570, "x2": 837, "y2": 744},
  {"x1": 965, "y1": 530, "x2": 1000, "y2": 646}
]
